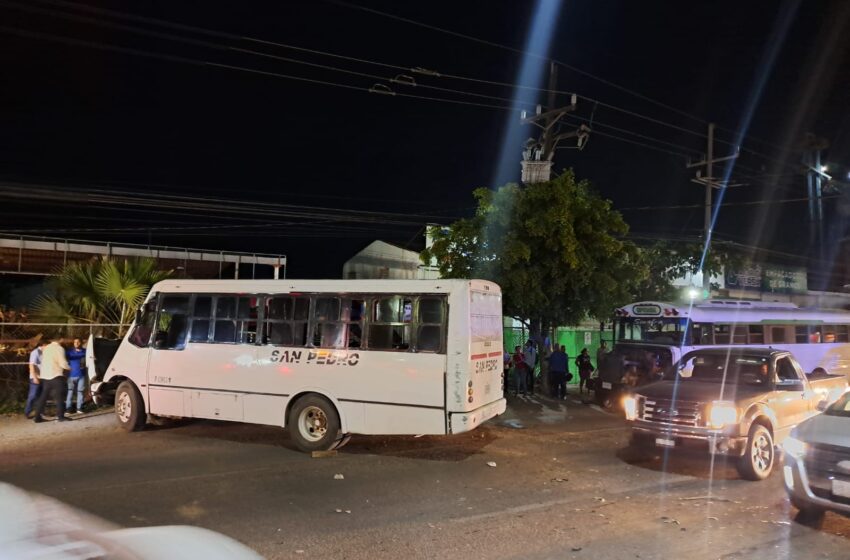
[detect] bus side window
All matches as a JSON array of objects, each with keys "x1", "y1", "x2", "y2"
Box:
[
  {"x1": 368, "y1": 296, "x2": 412, "y2": 351},
  {"x1": 838, "y1": 325, "x2": 849, "y2": 343},
  {"x1": 714, "y1": 324, "x2": 731, "y2": 345},
  {"x1": 748, "y1": 325, "x2": 764, "y2": 344},
  {"x1": 264, "y1": 297, "x2": 308, "y2": 346},
  {"x1": 795, "y1": 325, "x2": 809, "y2": 343},
  {"x1": 312, "y1": 297, "x2": 344, "y2": 348},
  {"x1": 214, "y1": 296, "x2": 238, "y2": 343},
  {"x1": 823, "y1": 325, "x2": 836, "y2": 343},
  {"x1": 417, "y1": 297, "x2": 445, "y2": 353},
  {"x1": 344, "y1": 299, "x2": 365, "y2": 349},
  {"x1": 189, "y1": 296, "x2": 212, "y2": 343},
  {"x1": 770, "y1": 326, "x2": 787, "y2": 343},
  {"x1": 156, "y1": 295, "x2": 190, "y2": 350},
  {"x1": 237, "y1": 297, "x2": 258, "y2": 344}
]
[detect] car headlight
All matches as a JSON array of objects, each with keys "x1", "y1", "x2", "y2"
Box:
[
  {"x1": 708, "y1": 401, "x2": 738, "y2": 428},
  {"x1": 783, "y1": 436, "x2": 808, "y2": 459},
  {"x1": 623, "y1": 396, "x2": 638, "y2": 421}
]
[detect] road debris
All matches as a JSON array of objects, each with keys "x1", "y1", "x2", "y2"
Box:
[
  {"x1": 311, "y1": 450, "x2": 338, "y2": 458},
  {"x1": 552, "y1": 477, "x2": 569, "y2": 483},
  {"x1": 680, "y1": 496, "x2": 738, "y2": 503},
  {"x1": 487, "y1": 461, "x2": 497, "y2": 467},
  {"x1": 571, "y1": 546, "x2": 583, "y2": 552},
  {"x1": 334, "y1": 473, "x2": 344, "y2": 480},
  {"x1": 661, "y1": 516, "x2": 680, "y2": 525}
]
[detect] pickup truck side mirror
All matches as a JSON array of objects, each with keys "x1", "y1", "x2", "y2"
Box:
[{"x1": 816, "y1": 399, "x2": 828, "y2": 412}]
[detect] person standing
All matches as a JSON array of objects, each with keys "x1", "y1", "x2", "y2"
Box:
[
  {"x1": 596, "y1": 341, "x2": 608, "y2": 371},
  {"x1": 32, "y1": 337, "x2": 71, "y2": 423},
  {"x1": 65, "y1": 337, "x2": 87, "y2": 414},
  {"x1": 512, "y1": 345, "x2": 527, "y2": 396},
  {"x1": 547, "y1": 344, "x2": 569, "y2": 399},
  {"x1": 24, "y1": 340, "x2": 48, "y2": 418},
  {"x1": 524, "y1": 340, "x2": 537, "y2": 395},
  {"x1": 575, "y1": 348, "x2": 594, "y2": 395}
]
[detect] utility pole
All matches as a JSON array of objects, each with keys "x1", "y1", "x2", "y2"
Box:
[
  {"x1": 686, "y1": 122, "x2": 741, "y2": 293},
  {"x1": 520, "y1": 61, "x2": 590, "y2": 184}
]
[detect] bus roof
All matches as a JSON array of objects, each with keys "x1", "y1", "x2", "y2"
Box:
[
  {"x1": 617, "y1": 300, "x2": 850, "y2": 324},
  {"x1": 149, "y1": 278, "x2": 501, "y2": 295}
]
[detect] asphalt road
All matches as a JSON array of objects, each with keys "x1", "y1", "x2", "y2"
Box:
[{"x1": 1, "y1": 392, "x2": 848, "y2": 559}]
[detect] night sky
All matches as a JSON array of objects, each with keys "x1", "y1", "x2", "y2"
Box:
[{"x1": 2, "y1": 0, "x2": 849, "y2": 278}]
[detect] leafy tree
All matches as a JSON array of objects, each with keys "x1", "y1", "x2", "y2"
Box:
[
  {"x1": 421, "y1": 170, "x2": 648, "y2": 335},
  {"x1": 632, "y1": 241, "x2": 742, "y2": 302},
  {"x1": 33, "y1": 257, "x2": 172, "y2": 336}
]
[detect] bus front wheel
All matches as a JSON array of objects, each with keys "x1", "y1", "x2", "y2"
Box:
[
  {"x1": 288, "y1": 394, "x2": 342, "y2": 452},
  {"x1": 115, "y1": 381, "x2": 146, "y2": 432}
]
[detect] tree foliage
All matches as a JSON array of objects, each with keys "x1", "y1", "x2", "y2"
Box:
[
  {"x1": 421, "y1": 170, "x2": 648, "y2": 329},
  {"x1": 33, "y1": 257, "x2": 173, "y2": 336}
]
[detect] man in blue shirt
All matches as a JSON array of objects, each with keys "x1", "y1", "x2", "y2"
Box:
[
  {"x1": 547, "y1": 344, "x2": 569, "y2": 400},
  {"x1": 65, "y1": 337, "x2": 87, "y2": 414},
  {"x1": 25, "y1": 340, "x2": 48, "y2": 418}
]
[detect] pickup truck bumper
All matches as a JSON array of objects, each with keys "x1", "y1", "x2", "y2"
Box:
[
  {"x1": 784, "y1": 453, "x2": 850, "y2": 518},
  {"x1": 631, "y1": 420, "x2": 748, "y2": 457}
]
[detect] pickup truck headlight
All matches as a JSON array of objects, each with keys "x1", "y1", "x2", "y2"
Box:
[
  {"x1": 623, "y1": 396, "x2": 638, "y2": 421},
  {"x1": 708, "y1": 401, "x2": 738, "y2": 429},
  {"x1": 783, "y1": 436, "x2": 808, "y2": 459}
]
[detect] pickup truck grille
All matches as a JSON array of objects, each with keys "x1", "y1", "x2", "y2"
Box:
[
  {"x1": 640, "y1": 398, "x2": 702, "y2": 427},
  {"x1": 804, "y1": 442, "x2": 850, "y2": 500}
]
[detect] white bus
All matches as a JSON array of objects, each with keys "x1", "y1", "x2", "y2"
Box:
[
  {"x1": 614, "y1": 299, "x2": 850, "y2": 373},
  {"x1": 595, "y1": 300, "x2": 850, "y2": 405},
  {"x1": 88, "y1": 279, "x2": 507, "y2": 452}
]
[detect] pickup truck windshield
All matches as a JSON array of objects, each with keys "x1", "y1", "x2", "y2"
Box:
[
  {"x1": 825, "y1": 392, "x2": 850, "y2": 417},
  {"x1": 666, "y1": 354, "x2": 772, "y2": 387}
]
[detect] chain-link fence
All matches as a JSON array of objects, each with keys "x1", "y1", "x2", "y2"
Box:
[{"x1": 0, "y1": 323, "x2": 121, "y2": 413}]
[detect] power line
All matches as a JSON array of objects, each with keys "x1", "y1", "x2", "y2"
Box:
[
  {"x1": 18, "y1": 0, "x2": 805, "y2": 172},
  {"x1": 617, "y1": 193, "x2": 841, "y2": 212}
]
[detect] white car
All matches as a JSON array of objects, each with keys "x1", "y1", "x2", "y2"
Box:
[
  {"x1": 783, "y1": 390, "x2": 850, "y2": 521},
  {"x1": 0, "y1": 483, "x2": 263, "y2": 560}
]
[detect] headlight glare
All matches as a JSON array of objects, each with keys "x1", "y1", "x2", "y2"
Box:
[
  {"x1": 708, "y1": 402, "x2": 738, "y2": 428},
  {"x1": 623, "y1": 396, "x2": 638, "y2": 420}
]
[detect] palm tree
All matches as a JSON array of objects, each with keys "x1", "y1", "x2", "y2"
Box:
[{"x1": 33, "y1": 257, "x2": 173, "y2": 337}]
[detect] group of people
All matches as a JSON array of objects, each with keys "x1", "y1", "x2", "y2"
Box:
[
  {"x1": 24, "y1": 336, "x2": 88, "y2": 423},
  {"x1": 504, "y1": 339, "x2": 608, "y2": 399}
]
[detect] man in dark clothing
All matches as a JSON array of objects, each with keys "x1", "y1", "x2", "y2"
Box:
[
  {"x1": 575, "y1": 348, "x2": 594, "y2": 395},
  {"x1": 547, "y1": 344, "x2": 569, "y2": 399}
]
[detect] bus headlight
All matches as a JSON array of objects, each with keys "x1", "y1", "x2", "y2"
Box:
[
  {"x1": 783, "y1": 436, "x2": 808, "y2": 459},
  {"x1": 708, "y1": 402, "x2": 738, "y2": 429},
  {"x1": 623, "y1": 396, "x2": 638, "y2": 420}
]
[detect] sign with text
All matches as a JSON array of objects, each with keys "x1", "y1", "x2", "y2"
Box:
[{"x1": 725, "y1": 265, "x2": 807, "y2": 294}]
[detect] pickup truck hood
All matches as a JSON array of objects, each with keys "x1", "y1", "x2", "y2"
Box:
[
  {"x1": 636, "y1": 380, "x2": 765, "y2": 403},
  {"x1": 794, "y1": 414, "x2": 850, "y2": 448}
]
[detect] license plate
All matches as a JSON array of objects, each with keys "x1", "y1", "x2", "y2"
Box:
[
  {"x1": 832, "y1": 479, "x2": 850, "y2": 498},
  {"x1": 602, "y1": 382, "x2": 612, "y2": 390},
  {"x1": 655, "y1": 437, "x2": 675, "y2": 448}
]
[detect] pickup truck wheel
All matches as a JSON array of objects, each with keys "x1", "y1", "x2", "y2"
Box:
[{"x1": 737, "y1": 424, "x2": 774, "y2": 481}]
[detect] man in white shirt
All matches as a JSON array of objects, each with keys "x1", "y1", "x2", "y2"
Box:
[
  {"x1": 32, "y1": 338, "x2": 71, "y2": 423},
  {"x1": 24, "y1": 341, "x2": 48, "y2": 418}
]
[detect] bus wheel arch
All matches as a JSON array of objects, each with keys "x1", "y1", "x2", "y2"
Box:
[
  {"x1": 115, "y1": 380, "x2": 147, "y2": 432},
  {"x1": 286, "y1": 392, "x2": 345, "y2": 452}
]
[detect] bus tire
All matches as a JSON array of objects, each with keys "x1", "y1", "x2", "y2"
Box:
[
  {"x1": 288, "y1": 394, "x2": 342, "y2": 452},
  {"x1": 737, "y1": 424, "x2": 774, "y2": 481},
  {"x1": 115, "y1": 381, "x2": 146, "y2": 432}
]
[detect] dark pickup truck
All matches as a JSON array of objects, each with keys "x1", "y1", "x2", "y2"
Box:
[{"x1": 624, "y1": 347, "x2": 847, "y2": 480}]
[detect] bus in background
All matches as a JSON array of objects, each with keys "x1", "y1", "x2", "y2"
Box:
[
  {"x1": 88, "y1": 279, "x2": 506, "y2": 452},
  {"x1": 594, "y1": 300, "x2": 850, "y2": 407}
]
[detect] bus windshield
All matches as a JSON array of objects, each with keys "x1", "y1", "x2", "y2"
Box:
[{"x1": 617, "y1": 317, "x2": 689, "y2": 345}]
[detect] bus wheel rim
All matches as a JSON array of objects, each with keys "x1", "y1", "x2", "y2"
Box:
[
  {"x1": 117, "y1": 391, "x2": 132, "y2": 423},
  {"x1": 299, "y1": 406, "x2": 328, "y2": 442}
]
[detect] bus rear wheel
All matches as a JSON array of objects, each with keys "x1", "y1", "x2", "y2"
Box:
[
  {"x1": 288, "y1": 395, "x2": 342, "y2": 452},
  {"x1": 115, "y1": 381, "x2": 146, "y2": 432}
]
